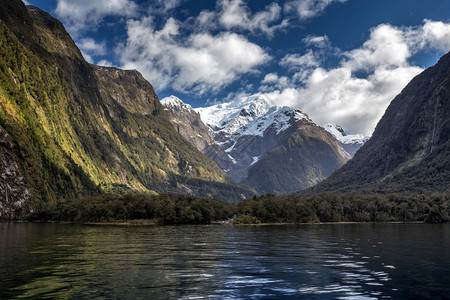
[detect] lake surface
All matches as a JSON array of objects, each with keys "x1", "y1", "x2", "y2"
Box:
[{"x1": 0, "y1": 223, "x2": 449, "y2": 299}]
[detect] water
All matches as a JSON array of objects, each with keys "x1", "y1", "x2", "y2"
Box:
[{"x1": 0, "y1": 223, "x2": 449, "y2": 299}]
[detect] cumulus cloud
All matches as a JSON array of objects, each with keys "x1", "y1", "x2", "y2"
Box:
[
  {"x1": 281, "y1": 50, "x2": 320, "y2": 70},
  {"x1": 255, "y1": 20, "x2": 450, "y2": 136},
  {"x1": 343, "y1": 24, "x2": 411, "y2": 72},
  {"x1": 76, "y1": 38, "x2": 108, "y2": 65},
  {"x1": 77, "y1": 38, "x2": 107, "y2": 56},
  {"x1": 284, "y1": 0, "x2": 347, "y2": 21},
  {"x1": 118, "y1": 17, "x2": 270, "y2": 94},
  {"x1": 261, "y1": 73, "x2": 280, "y2": 84},
  {"x1": 217, "y1": 0, "x2": 289, "y2": 37},
  {"x1": 259, "y1": 73, "x2": 291, "y2": 91},
  {"x1": 407, "y1": 19, "x2": 450, "y2": 52},
  {"x1": 55, "y1": 0, "x2": 138, "y2": 35}
]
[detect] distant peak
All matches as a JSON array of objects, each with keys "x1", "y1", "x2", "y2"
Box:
[
  {"x1": 322, "y1": 123, "x2": 369, "y2": 144},
  {"x1": 160, "y1": 95, "x2": 194, "y2": 111},
  {"x1": 323, "y1": 123, "x2": 346, "y2": 135},
  {"x1": 195, "y1": 95, "x2": 311, "y2": 139}
]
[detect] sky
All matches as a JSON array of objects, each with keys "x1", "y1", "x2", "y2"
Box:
[{"x1": 23, "y1": 0, "x2": 450, "y2": 135}]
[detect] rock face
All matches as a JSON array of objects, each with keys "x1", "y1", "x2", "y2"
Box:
[
  {"x1": 322, "y1": 123, "x2": 369, "y2": 157},
  {"x1": 161, "y1": 96, "x2": 231, "y2": 170},
  {"x1": 313, "y1": 51, "x2": 450, "y2": 194},
  {"x1": 0, "y1": 0, "x2": 251, "y2": 218},
  {"x1": 163, "y1": 95, "x2": 351, "y2": 194},
  {"x1": 242, "y1": 117, "x2": 351, "y2": 194}
]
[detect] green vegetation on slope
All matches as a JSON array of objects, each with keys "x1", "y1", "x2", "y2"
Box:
[
  {"x1": 29, "y1": 193, "x2": 235, "y2": 225},
  {"x1": 0, "y1": 1, "x2": 252, "y2": 219},
  {"x1": 28, "y1": 192, "x2": 449, "y2": 224}
]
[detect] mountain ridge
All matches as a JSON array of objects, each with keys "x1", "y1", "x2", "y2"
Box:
[
  {"x1": 310, "y1": 50, "x2": 450, "y2": 195},
  {"x1": 0, "y1": 1, "x2": 251, "y2": 218},
  {"x1": 162, "y1": 95, "x2": 353, "y2": 194}
]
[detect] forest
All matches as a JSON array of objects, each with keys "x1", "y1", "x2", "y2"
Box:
[{"x1": 27, "y1": 191, "x2": 449, "y2": 224}]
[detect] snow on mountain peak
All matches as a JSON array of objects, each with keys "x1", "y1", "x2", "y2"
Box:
[
  {"x1": 160, "y1": 95, "x2": 194, "y2": 111},
  {"x1": 323, "y1": 123, "x2": 369, "y2": 144},
  {"x1": 195, "y1": 95, "x2": 309, "y2": 138}
]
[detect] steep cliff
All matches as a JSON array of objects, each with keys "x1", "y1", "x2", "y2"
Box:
[
  {"x1": 312, "y1": 51, "x2": 450, "y2": 194},
  {"x1": 161, "y1": 96, "x2": 231, "y2": 170},
  {"x1": 0, "y1": 1, "x2": 249, "y2": 218}
]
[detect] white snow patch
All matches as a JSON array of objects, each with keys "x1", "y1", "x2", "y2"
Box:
[
  {"x1": 227, "y1": 154, "x2": 237, "y2": 164},
  {"x1": 250, "y1": 156, "x2": 260, "y2": 166},
  {"x1": 161, "y1": 95, "x2": 194, "y2": 112},
  {"x1": 196, "y1": 95, "x2": 309, "y2": 139},
  {"x1": 322, "y1": 123, "x2": 369, "y2": 144}
]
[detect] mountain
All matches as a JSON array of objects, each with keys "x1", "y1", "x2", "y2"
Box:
[
  {"x1": 160, "y1": 96, "x2": 231, "y2": 170},
  {"x1": 162, "y1": 95, "x2": 351, "y2": 194},
  {"x1": 0, "y1": 1, "x2": 251, "y2": 218},
  {"x1": 322, "y1": 123, "x2": 369, "y2": 157},
  {"x1": 312, "y1": 51, "x2": 450, "y2": 194}
]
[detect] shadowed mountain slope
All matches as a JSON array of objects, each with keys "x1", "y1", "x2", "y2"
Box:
[{"x1": 310, "y1": 51, "x2": 450, "y2": 195}]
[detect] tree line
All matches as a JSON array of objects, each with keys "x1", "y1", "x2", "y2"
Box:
[{"x1": 26, "y1": 191, "x2": 449, "y2": 224}]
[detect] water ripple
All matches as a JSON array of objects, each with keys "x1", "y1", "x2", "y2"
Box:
[{"x1": 0, "y1": 223, "x2": 449, "y2": 299}]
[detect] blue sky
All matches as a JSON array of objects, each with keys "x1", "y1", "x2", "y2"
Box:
[{"x1": 24, "y1": 0, "x2": 450, "y2": 135}]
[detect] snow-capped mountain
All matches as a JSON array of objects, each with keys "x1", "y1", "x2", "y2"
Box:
[
  {"x1": 161, "y1": 95, "x2": 196, "y2": 112},
  {"x1": 196, "y1": 95, "x2": 309, "y2": 160},
  {"x1": 196, "y1": 95, "x2": 308, "y2": 138},
  {"x1": 322, "y1": 123, "x2": 369, "y2": 157},
  {"x1": 161, "y1": 94, "x2": 352, "y2": 194},
  {"x1": 195, "y1": 95, "x2": 319, "y2": 183}
]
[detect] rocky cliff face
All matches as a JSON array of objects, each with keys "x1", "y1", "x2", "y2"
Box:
[
  {"x1": 163, "y1": 95, "x2": 351, "y2": 194},
  {"x1": 0, "y1": 1, "x2": 251, "y2": 218},
  {"x1": 313, "y1": 51, "x2": 450, "y2": 194},
  {"x1": 242, "y1": 117, "x2": 351, "y2": 194},
  {"x1": 160, "y1": 96, "x2": 231, "y2": 170}
]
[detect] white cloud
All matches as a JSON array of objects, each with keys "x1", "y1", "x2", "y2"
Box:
[
  {"x1": 280, "y1": 49, "x2": 320, "y2": 70},
  {"x1": 407, "y1": 19, "x2": 450, "y2": 52},
  {"x1": 97, "y1": 60, "x2": 114, "y2": 67},
  {"x1": 284, "y1": 0, "x2": 347, "y2": 21},
  {"x1": 55, "y1": 0, "x2": 138, "y2": 35},
  {"x1": 118, "y1": 17, "x2": 270, "y2": 94},
  {"x1": 196, "y1": 10, "x2": 218, "y2": 30},
  {"x1": 280, "y1": 49, "x2": 322, "y2": 82},
  {"x1": 303, "y1": 34, "x2": 330, "y2": 48},
  {"x1": 80, "y1": 51, "x2": 93, "y2": 64},
  {"x1": 254, "y1": 20, "x2": 450, "y2": 136},
  {"x1": 261, "y1": 73, "x2": 280, "y2": 84},
  {"x1": 259, "y1": 73, "x2": 291, "y2": 92},
  {"x1": 22, "y1": 0, "x2": 30, "y2": 5},
  {"x1": 196, "y1": 0, "x2": 289, "y2": 37},
  {"x1": 77, "y1": 38, "x2": 107, "y2": 56},
  {"x1": 343, "y1": 24, "x2": 411, "y2": 72}
]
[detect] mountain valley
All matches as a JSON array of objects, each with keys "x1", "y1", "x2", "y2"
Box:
[{"x1": 162, "y1": 95, "x2": 358, "y2": 194}]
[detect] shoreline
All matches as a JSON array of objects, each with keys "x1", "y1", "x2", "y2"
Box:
[{"x1": 2, "y1": 220, "x2": 433, "y2": 226}]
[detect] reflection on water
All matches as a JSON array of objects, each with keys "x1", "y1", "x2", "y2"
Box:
[{"x1": 0, "y1": 223, "x2": 449, "y2": 299}]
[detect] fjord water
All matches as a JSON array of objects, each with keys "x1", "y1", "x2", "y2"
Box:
[{"x1": 1, "y1": 223, "x2": 449, "y2": 299}]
